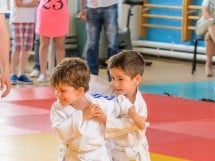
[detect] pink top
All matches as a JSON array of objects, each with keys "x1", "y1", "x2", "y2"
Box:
[{"x1": 36, "y1": 0, "x2": 70, "y2": 37}]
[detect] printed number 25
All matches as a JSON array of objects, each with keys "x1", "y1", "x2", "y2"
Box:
[{"x1": 43, "y1": 0, "x2": 63, "y2": 10}]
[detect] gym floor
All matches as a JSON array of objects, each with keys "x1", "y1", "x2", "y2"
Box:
[{"x1": 1, "y1": 55, "x2": 215, "y2": 161}]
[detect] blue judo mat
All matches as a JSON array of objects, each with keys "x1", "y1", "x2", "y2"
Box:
[{"x1": 140, "y1": 81, "x2": 215, "y2": 101}]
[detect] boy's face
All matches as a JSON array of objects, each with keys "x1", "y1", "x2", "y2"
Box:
[
  {"x1": 54, "y1": 82, "x2": 81, "y2": 107},
  {"x1": 109, "y1": 68, "x2": 141, "y2": 97}
]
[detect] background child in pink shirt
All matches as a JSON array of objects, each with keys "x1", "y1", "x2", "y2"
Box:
[{"x1": 36, "y1": 0, "x2": 70, "y2": 83}]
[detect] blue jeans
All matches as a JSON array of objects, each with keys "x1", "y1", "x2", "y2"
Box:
[{"x1": 86, "y1": 4, "x2": 119, "y2": 75}]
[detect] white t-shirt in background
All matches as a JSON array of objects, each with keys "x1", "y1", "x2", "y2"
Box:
[
  {"x1": 10, "y1": 0, "x2": 36, "y2": 23},
  {"x1": 0, "y1": 0, "x2": 9, "y2": 13},
  {"x1": 86, "y1": 0, "x2": 118, "y2": 8}
]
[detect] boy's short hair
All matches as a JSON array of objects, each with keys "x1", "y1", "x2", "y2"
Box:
[
  {"x1": 50, "y1": 57, "x2": 90, "y2": 91},
  {"x1": 107, "y1": 50, "x2": 145, "y2": 78}
]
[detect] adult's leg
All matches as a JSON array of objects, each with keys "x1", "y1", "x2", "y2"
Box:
[
  {"x1": 205, "y1": 25, "x2": 215, "y2": 76},
  {"x1": 205, "y1": 38, "x2": 215, "y2": 76},
  {"x1": 86, "y1": 7, "x2": 102, "y2": 75},
  {"x1": 103, "y1": 4, "x2": 119, "y2": 80},
  {"x1": 103, "y1": 4, "x2": 119, "y2": 58}
]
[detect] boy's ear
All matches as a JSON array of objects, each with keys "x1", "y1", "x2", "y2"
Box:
[
  {"x1": 135, "y1": 74, "x2": 142, "y2": 83},
  {"x1": 77, "y1": 87, "x2": 85, "y2": 95}
]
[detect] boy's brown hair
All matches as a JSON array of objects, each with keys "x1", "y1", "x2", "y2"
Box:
[
  {"x1": 50, "y1": 57, "x2": 90, "y2": 91},
  {"x1": 107, "y1": 50, "x2": 145, "y2": 79}
]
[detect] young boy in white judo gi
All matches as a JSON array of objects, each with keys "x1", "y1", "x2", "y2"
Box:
[
  {"x1": 50, "y1": 56, "x2": 137, "y2": 161},
  {"x1": 50, "y1": 57, "x2": 116, "y2": 161},
  {"x1": 90, "y1": 50, "x2": 151, "y2": 161}
]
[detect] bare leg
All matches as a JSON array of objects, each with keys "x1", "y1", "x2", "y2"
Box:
[
  {"x1": 18, "y1": 50, "x2": 30, "y2": 75},
  {"x1": 39, "y1": 36, "x2": 50, "y2": 77},
  {"x1": 205, "y1": 25, "x2": 215, "y2": 76},
  {"x1": 10, "y1": 50, "x2": 19, "y2": 74},
  {"x1": 54, "y1": 36, "x2": 65, "y2": 64}
]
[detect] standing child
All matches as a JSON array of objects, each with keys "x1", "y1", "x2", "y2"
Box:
[
  {"x1": 10, "y1": 0, "x2": 39, "y2": 85},
  {"x1": 50, "y1": 57, "x2": 114, "y2": 161},
  {"x1": 36, "y1": 0, "x2": 70, "y2": 83},
  {"x1": 90, "y1": 50, "x2": 151, "y2": 161}
]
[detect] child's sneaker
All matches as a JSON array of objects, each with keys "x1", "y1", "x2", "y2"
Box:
[
  {"x1": 37, "y1": 74, "x2": 48, "y2": 83},
  {"x1": 10, "y1": 74, "x2": 18, "y2": 85},
  {"x1": 17, "y1": 74, "x2": 33, "y2": 84},
  {"x1": 29, "y1": 69, "x2": 40, "y2": 78}
]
